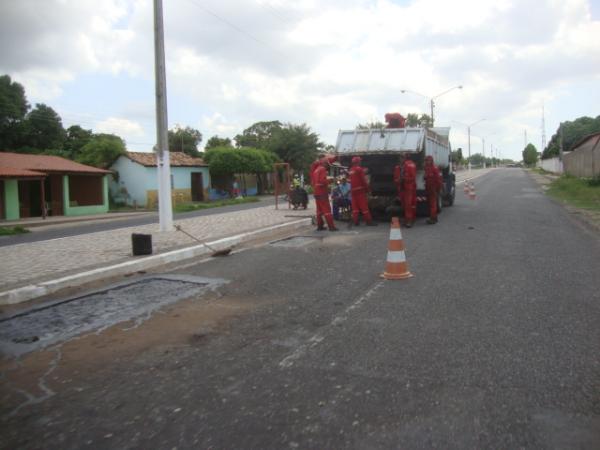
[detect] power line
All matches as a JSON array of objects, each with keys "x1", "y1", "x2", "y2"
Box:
[{"x1": 182, "y1": 0, "x2": 287, "y2": 59}]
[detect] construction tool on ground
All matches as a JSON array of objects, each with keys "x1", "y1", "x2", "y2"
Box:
[{"x1": 174, "y1": 224, "x2": 233, "y2": 257}]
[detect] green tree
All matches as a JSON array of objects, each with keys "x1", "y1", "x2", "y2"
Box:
[
  {"x1": 205, "y1": 135, "x2": 232, "y2": 150},
  {"x1": 356, "y1": 121, "x2": 386, "y2": 130},
  {"x1": 63, "y1": 125, "x2": 93, "y2": 160},
  {"x1": 168, "y1": 126, "x2": 202, "y2": 157},
  {"x1": 542, "y1": 116, "x2": 600, "y2": 159},
  {"x1": 204, "y1": 147, "x2": 245, "y2": 176},
  {"x1": 0, "y1": 75, "x2": 29, "y2": 150},
  {"x1": 467, "y1": 152, "x2": 486, "y2": 167},
  {"x1": 19, "y1": 103, "x2": 66, "y2": 151},
  {"x1": 405, "y1": 113, "x2": 432, "y2": 128},
  {"x1": 522, "y1": 143, "x2": 538, "y2": 167},
  {"x1": 77, "y1": 133, "x2": 126, "y2": 168},
  {"x1": 419, "y1": 114, "x2": 433, "y2": 128},
  {"x1": 267, "y1": 123, "x2": 322, "y2": 171},
  {"x1": 235, "y1": 120, "x2": 282, "y2": 148},
  {"x1": 451, "y1": 148, "x2": 463, "y2": 164}
]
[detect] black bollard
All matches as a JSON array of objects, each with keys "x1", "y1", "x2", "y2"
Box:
[{"x1": 131, "y1": 233, "x2": 152, "y2": 256}]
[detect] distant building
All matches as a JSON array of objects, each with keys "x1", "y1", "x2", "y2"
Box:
[
  {"x1": 109, "y1": 151, "x2": 210, "y2": 208},
  {"x1": 563, "y1": 132, "x2": 600, "y2": 178},
  {"x1": 0, "y1": 152, "x2": 110, "y2": 221}
]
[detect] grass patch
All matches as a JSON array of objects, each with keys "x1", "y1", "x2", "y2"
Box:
[
  {"x1": 173, "y1": 196, "x2": 260, "y2": 213},
  {"x1": 0, "y1": 226, "x2": 30, "y2": 236},
  {"x1": 546, "y1": 175, "x2": 600, "y2": 210},
  {"x1": 531, "y1": 167, "x2": 552, "y2": 175}
]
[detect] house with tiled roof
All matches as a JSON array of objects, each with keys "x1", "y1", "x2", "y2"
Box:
[
  {"x1": 0, "y1": 152, "x2": 111, "y2": 221},
  {"x1": 109, "y1": 151, "x2": 210, "y2": 208}
]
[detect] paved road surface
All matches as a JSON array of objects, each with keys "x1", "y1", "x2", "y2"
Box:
[{"x1": 2, "y1": 168, "x2": 598, "y2": 448}]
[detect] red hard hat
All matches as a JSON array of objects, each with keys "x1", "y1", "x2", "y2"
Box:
[{"x1": 352, "y1": 156, "x2": 361, "y2": 165}]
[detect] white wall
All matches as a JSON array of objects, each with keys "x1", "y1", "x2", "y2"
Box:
[
  {"x1": 109, "y1": 156, "x2": 154, "y2": 207},
  {"x1": 538, "y1": 157, "x2": 563, "y2": 174}
]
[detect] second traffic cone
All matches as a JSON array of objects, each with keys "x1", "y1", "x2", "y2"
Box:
[
  {"x1": 469, "y1": 182, "x2": 477, "y2": 200},
  {"x1": 380, "y1": 216, "x2": 413, "y2": 280},
  {"x1": 463, "y1": 182, "x2": 470, "y2": 194}
]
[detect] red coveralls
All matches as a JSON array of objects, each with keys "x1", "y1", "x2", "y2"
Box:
[
  {"x1": 309, "y1": 160, "x2": 321, "y2": 187},
  {"x1": 424, "y1": 159, "x2": 443, "y2": 221},
  {"x1": 349, "y1": 163, "x2": 374, "y2": 225},
  {"x1": 313, "y1": 164, "x2": 337, "y2": 230},
  {"x1": 402, "y1": 159, "x2": 417, "y2": 225}
]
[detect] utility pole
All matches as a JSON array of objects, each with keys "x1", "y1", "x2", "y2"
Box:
[
  {"x1": 153, "y1": 0, "x2": 173, "y2": 231},
  {"x1": 468, "y1": 126, "x2": 471, "y2": 171},
  {"x1": 541, "y1": 103, "x2": 547, "y2": 153},
  {"x1": 482, "y1": 137, "x2": 486, "y2": 169}
]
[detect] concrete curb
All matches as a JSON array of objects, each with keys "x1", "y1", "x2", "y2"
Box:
[{"x1": 0, "y1": 218, "x2": 311, "y2": 306}]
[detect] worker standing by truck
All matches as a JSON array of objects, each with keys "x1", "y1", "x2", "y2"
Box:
[
  {"x1": 349, "y1": 156, "x2": 376, "y2": 226},
  {"x1": 401, "y1": 155, "x2": 417, "y2": 227},
  {"x1": 424, "y1": 155, "x2": 442, "y2": 224},
  {"x1": 313, "y1": 158, "x2": 338, "y2": 231},
  {"x1": 393, "y1": 154, "x2": 405, "y2": 209}
]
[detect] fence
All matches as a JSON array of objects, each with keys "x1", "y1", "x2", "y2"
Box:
[
  {"x1": 538, "y1": 157, "x2": 563, "y2": 174},
  {"x1": 563, "y1": 134, "x2": 600, "y2": 178}
]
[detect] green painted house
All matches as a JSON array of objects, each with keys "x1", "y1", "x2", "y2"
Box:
[{"x1": 0, "y1": 152, "x2": 111, "y2": 221}]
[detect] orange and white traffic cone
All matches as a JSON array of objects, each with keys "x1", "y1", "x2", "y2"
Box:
[
  {"x1": 380, "y1": 217, "x2": 413, "y2": 280},
  {"x1": 463, "y1": 181, "x2": 470, "y2": 194},
  {"x1": 469, "y1": 182, "x2": 477, "y2": 200}
]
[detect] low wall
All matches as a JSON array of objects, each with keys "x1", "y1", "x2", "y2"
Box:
[
  {"x1": 563, "y1": 134, "x2": 600, "y2": 178},
  {"x1": 538, "y1": 157, "x2": 563, "y2": 174}
]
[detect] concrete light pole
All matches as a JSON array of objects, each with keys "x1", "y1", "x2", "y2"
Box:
[
  {"x1": 400, "y1": 85, "x2": 463, "y2": 126},
  {"x1": 455, "y1": 119, "x2": 485, "y2": 171},
  {"x1": 153, "y1": 0, "x2": 173, "y2": 231}
]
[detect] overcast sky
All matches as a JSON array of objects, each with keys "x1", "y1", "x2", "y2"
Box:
[{"x1": 1, "y1": 0, "x2": 599, "y2": 161}]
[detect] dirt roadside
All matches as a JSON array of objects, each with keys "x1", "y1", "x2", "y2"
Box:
[{"x1": 527, "y1": 170, "x2": 600, "y2": 235}]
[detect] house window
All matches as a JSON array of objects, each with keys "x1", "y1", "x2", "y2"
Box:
[{"x1": 170, "y1": 174, "x2": 174, "y2": 189}]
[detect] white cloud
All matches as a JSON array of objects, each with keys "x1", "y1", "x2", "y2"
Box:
[{"x1": 96, "y1": 117, "x2": 145, "y2": 146}]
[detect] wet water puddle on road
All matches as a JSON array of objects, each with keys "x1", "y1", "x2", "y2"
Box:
[{"x1": 0, "y1": 275, "x2": 227, "y2": 357}]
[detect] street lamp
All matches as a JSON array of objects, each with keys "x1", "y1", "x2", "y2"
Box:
[
  {"x1": 401, "y1": 85, "x2": 463, "y2": 126},
  {"x1": 454, "y1": 119, "x2": 485, "y2": 171}
]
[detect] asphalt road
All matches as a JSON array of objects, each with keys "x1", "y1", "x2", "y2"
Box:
[
  {"x1": 1, "y1": 169, "x2": 599, "y2": 449},
  {"x1": 0, "y1": 196, "x2": 278, "y2": 247}
]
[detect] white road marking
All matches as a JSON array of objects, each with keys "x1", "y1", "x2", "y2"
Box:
[{"x1": 279, "y1": 280, "x2": 385, "y2": 368}]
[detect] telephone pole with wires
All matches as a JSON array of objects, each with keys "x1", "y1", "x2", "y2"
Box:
[{"x1": 153, "y1": 0, "x2": 173, "y2": 231}]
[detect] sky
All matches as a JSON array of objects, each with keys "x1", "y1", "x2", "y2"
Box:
[{"x1": 1, "y1": 0, "x2": 599, "y2": 162}]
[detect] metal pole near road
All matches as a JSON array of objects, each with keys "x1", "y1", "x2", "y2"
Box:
[
  {"x1": 153, "y1": 0, "x2": 173, "y2": 232},
  {"x1": 401, "y1": 85, "x2": 462, "y2": 127},
  {"x1": 456, "y1": 118, "x2": 485, "y2": 171}
]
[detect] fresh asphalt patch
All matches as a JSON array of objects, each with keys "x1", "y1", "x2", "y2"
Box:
[{"x1": 0, "y1": 275, "x2": 227, "y2": 357}]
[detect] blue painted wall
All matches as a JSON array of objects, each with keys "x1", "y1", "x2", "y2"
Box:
[{"x1": 109, "y1": 155, "x2": 210, "y2": 207}]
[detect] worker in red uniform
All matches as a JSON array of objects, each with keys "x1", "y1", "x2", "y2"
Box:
[
  {"x1": 309, "y1": 157, "x2": 322, "y2": 187},
  {"x1": 424, "y1": 155, "x2": 443, "y2": 224},
  {"x1": 313, "y1": 157, "x2": 338, "y2": 231},
  {"x1": 401, "y1": 154, "x2": 417, "y2": 227},
  {"x1": 349, "y1": 156, "x2": 376, "y2": 226}
]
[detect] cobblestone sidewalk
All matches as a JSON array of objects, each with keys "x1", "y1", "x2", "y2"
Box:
[{"x1": 0, "y1": 203, "x2": 315, "y2": 292}]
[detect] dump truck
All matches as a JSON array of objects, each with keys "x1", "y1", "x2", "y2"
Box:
[{"x1": 334, "y1": 117, "x2": 455, "y2": 217}]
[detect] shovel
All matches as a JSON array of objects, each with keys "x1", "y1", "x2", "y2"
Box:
[{"x1": 174, "y1": 224, "x2": 233, "y2": 257}]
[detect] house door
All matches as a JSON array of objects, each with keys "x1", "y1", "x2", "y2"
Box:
[{"x1": 191, "y1": 172, "x2": 204, "y2": 201}]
